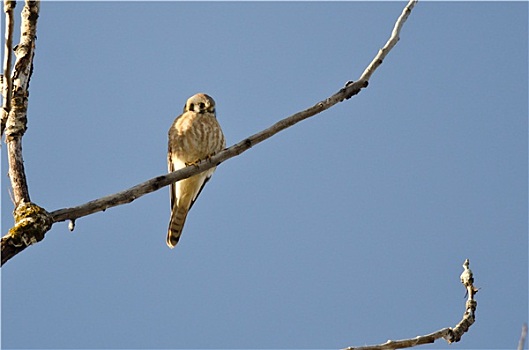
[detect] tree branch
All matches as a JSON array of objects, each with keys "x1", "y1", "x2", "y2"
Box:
[
  {"x1": 358, "y1": 0, "x2": 416, "y2": 83},
  {"x1": 343, "y1": 259, "x2": 479, "y2": 350},
  {"x1": 1, "y1": 0, "x2": 16, "y2": 137},
  {"x1": 50, "y1": 0, "x2": 417, "y2": 225},
  {"x1": 1, "y1": 0, "x2": 417, "y2": 266},
  {"x1": 1, "y1": 202, "x2": 51, "y2": 265},
  {"x1": 518, "y1": 323, "x2": 528, "y2": 350},
  {"x1": 1, "y1": 0, "x2": 41, "y2": 265},
  {"x1": 4, "y1": 0, "x2": 39, "y2": 206}
]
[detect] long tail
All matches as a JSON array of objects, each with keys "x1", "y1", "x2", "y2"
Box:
[{"x1": 167, "y1": 205, "x2": 189, "y2": 248}]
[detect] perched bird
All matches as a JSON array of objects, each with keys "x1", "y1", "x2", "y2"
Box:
[{"x1": 167, "y1": 93, "x2": 225, "y2": 248}]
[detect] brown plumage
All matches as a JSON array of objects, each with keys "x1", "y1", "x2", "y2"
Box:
[{"x1": 167, "y1": 93, "x2": 225, "y2": 248}]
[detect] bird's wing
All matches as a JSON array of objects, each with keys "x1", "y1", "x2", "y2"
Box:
[
  {"x1": 189, "y1": 173, "x2": 212, "y2": 211},
  {"x1": 168, "y1": 153, "x2": 176, "y2": 209}
]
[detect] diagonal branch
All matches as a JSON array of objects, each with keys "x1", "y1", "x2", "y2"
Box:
[
  {"x1": 50, "y1": 86, "x2": 355, "y2": 224},
  {"x1": 1, "y1": 0, "x2": 418, "y2": 266},
  {"x1": 343, "y1": 259, "x2": 479, "y2": 350},
  {"x1": 50, "y1": 0, "x2": 418, "y2": 225},
  {"x1": 518, "y1": 323, "x2": 528, "y2": 350},
  {"x1": 359, "y1": 0, "x2": 416, "y2": 82}
]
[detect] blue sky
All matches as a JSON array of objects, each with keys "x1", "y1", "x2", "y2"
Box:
[{"x1": 1, "y1": 2, "x2": 527, "y2": 349}]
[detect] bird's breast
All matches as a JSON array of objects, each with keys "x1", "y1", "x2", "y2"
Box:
[{"x1": 169, "y1": 112, "x2": 225, "y2": 164}]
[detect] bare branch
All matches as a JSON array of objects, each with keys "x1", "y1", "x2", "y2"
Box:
[
  {"x1": 1, "y1": 0, "x2": 417, "y2": 265},
  {"x1": 343, "y1": 259, "x2": 478, "y2": 350},
  {"x1": 1, "y1": 0, "x2": 16, "y2": 137},
  {"x1": 1, "y1": 0, "x2": 41, "y2": 266},
  {"x1": 518, "y1": 323, "x2": 528, "y2": 350},
  {"x1": 5, "y1": 0, "x2": 40, "y2": 206},
  {"x1": 358, "y1": 0, "x2": 417, "y2": 83},
  {"x1": 450, "y1": 258, "x2": 478, "y2": 342},
  {"x1": 49, "y1": 96, "x2": 341, "y2": 223},
  {"x1": 50, "y1": 0, "x2": 418, "y2": 225}
]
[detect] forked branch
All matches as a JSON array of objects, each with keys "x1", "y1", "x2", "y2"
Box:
[
  {"x1": 1, "y1": 0, "x2": 418, "y2": 266},
  {"x1": 4, "y1": 0, "x2": 40, "y2": 206}
]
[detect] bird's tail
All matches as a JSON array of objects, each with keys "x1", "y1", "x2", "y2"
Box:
[{"x1": 167, "y1": 205, "x2": 189, "y2": 248}]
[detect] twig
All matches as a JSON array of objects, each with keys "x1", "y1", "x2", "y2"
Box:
[
  {"x1": 343, "y1": 259, "x2": 478, "y2": 350},
  {"x1": 1, "y1": 0, "x2": 16, "y2": 137},
  {"x1": 4, "y1": 0, "x2": 40, "y2": 206},
  {"x1": 358, "y1": 0, "x2": 416, "y2": 83},
  {"x1": 1, "y1": 0, "x2": 417, "y2": 265},
  {"x1": 518, "y1": 323, "x2": 528, "y2": 350}
]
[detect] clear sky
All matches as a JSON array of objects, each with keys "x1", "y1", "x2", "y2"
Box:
[{"x1": 1, "y1": 1, "x2": 527, "y2": 349}]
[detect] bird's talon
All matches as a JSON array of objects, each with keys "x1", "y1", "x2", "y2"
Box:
[{"x1": 185, "y1": 160, "x2": 201, "y2": 168}]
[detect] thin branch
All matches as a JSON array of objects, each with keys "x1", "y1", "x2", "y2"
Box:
[
  {"x1": 358, "y1": 0, "x2": 417, "y2": 83},
  {"x1": 4, "y1": 0, "x2": 40, "y2": 206},
  {"x1": 50, "y1": 0, "x2": 418, "y2": 224},
  {"x1": 1, "y1": 0, "x2": 16, "y2": 137},
  {"x1": 518, "y1": 323, "x2": 528, "y2": 350},
  {"x1": 1, "y1": 0, "x2": 418, "y2": 265},
  {"x1": 343, "y1": 259, "x2": 479, "y2": 350},
  {"x1": 49, "y1": 95, "x2": 343, "y2": 223}
]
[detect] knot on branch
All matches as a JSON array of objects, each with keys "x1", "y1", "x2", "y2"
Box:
[
  {"x1": 340, "y1": 80, "x2": 369, "y2": 101},
  {"x1": 7, "y1": 202, "x2": 52, "y2": 247}
]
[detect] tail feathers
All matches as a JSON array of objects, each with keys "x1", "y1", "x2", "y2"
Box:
[{"x1": 167, "y1": 205, "x2": 189, "y2": 248}]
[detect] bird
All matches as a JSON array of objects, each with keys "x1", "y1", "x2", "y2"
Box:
[{"x1": 167, "y1": 93, "x2": 225, "y2": 248}]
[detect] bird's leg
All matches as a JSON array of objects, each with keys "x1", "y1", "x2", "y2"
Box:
[{"x1": 186, "y1": 152, "x2": 216, "y2": 168}]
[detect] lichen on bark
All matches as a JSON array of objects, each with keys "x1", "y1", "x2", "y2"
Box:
[{"x1": 7, "y1": 202, "x2": 52, "y2": 247}]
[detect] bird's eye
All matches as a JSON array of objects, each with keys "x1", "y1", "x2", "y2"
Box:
[
  {"x1": 188, "y1": 103, "x2": 194, "y2": 111},
  {"x1": 199, "y1": 102, "x2": 206, "y2": 110}
]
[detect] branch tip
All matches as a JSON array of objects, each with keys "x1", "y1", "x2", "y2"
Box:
[
  {"x1": 342, "y1": 259, "x2": 479, "y2": 349},
  {"x1": 518, "y1": 323, "x2": 528, "y2": 350}
]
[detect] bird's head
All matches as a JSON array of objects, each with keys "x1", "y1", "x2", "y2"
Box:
[{"x1": 184, "y1": 93, "x2": 216, "y2": 114}]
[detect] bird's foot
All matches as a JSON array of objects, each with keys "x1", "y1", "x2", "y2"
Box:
[{"x1": 185, "y1": 160, "x2": 201, "y2": 168}]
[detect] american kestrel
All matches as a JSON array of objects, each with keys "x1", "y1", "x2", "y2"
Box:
[{"x1": 167, "y1": 93, "x2": 226, "y2": 248}]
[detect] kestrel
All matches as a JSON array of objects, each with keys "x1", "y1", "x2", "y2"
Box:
[{"x1": 167, "y1": 93, "x2": 226, "y2": 248}]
